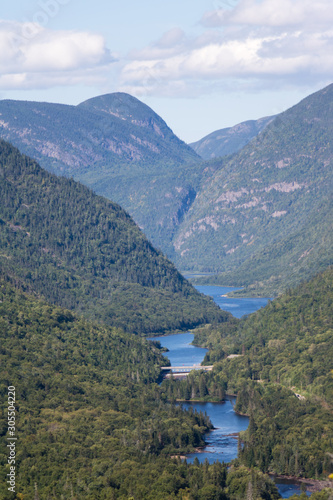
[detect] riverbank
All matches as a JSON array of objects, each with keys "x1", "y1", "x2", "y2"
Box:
[
  {"x1": 271, "y1": 475, "x2": 333, "y2": 494},
  {"x1": 176, "y1": 398, "x2": 225, "y2": 404},
  {"x1": 193, "y1": 284, "x2": 271, "y2": 318},
  {"x1": 170, "y1": 446, "x2": 206, "y2": 460}
]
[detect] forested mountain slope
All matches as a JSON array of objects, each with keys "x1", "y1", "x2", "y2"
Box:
[
  {"x1": 0, "y1": 92, "x2": 198, "y2": 173},
  {"x1": 0, "y1": 139, "x2": 227, "y2": 334},
  {"x1": 0, "y1": 277, "x2": 285, "y2": 499},
  {"x1": 0, "y1": 278, "x2": 207, "y2": 499},
  {"x1": 0, "y1": 93, "x2": 201, "y2": 255},
  {"x1": 174, "y1": 84, "x2": 333, "y2": 295},
  {"x1": 189, "y1": 268, "x2": 333, "y2": 479},
  {"x1": 1, "y1": 86, "x2": 332, "y2": 297},
  {"x1": 189, "y1": 115, "x2": 274, "y2": 160}
]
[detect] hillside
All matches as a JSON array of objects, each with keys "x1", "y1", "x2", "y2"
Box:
[
  {"x1": 188, "y1": 268, "x2": 333, "y2": 479},
  {"x1": 0, "y1": 139, "x2": 227, "y2": 334},
  {"x1": 0, "y1": 278, "x2": 207, "y2": 499},
  {"x1": 1, "y1": 86, "x2": 332, "y2": 297},
  {"x1": 0, "y1": 277, "x2": 285, "y2": 499},
  {"x1": 0, "y1": 93, "x2": 201, "y2": 255},
  {"x1": 174, "y1": 84, "x2": 333, "y2": 295},
  {"x1": 189, "y1": 116, "x2": 274, "y2": 159},
  {"x1": 195, "y1": 268, "x2": 333, "y2": 403},
  {"x1": 0, "y1": 93, "x2": 198, "y2": 172}
]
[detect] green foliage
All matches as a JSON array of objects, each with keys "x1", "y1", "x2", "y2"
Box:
[
  {"x1": 0, "y1": 279, "x2": 203, "y2": 498},
  {"x1": 288, "y1": 489, "x2": 333, "y2": 500},
  {"x1": 162, "y1": 371, "x2": 226, "y2": 402},
  {"x1": 236, "y1": 383, "x2": 333, "y2": 479},
  {"x1": 0, "y1": 278, "x2": 280, "y2": 499},
  {"x1": 0, "y1": 85, "x2": 333, "y2": 296},
  {"x1": 1, "y1": 86, "x2": 332, "y2": 297},
  {"x1": 0, "y1": 93, "x2": 198, "y2": 176},
  {"x1": 0, "y1": 139, "x2": 228, "y2": 334},
  {"x1": 0, "y1": 93, "x2": 201, "y2": 261},
  {"x1": 192, "y1": 269, "x2": 333, "y2": 479},
  {"x1": 226, "y1": 466, "x2": 280, "y2": 500}
]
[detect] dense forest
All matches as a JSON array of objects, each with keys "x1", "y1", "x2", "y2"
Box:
[
  {"x1": 0, "y1": 139, "x2": 227, "y2": 334},
  {"x1": 0, "y1": 277, "x2": 284, "y2": 499},
  {"x1": 1, "y1": 85, "x2": 332, "y2": 299},
  {"x1": 0, "y1": 128, "x2": 332, "y2": 498},
  {"x1": 165, "y1": 269, "x2": 333, "y2": 482},
  {"x1": 0, "y1": 94, "x2": 202, "y2": 257}
]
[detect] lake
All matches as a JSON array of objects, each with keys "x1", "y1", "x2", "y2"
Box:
[{"x1": 194, "y1": 285, "x2": 271, "y2": 318}]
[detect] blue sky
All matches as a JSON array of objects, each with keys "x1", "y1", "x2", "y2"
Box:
[{"x1": 1, "y1": 0, "x2": 333, "y2": 142}]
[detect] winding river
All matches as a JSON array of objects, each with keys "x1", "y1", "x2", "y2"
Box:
[{"x1": 150, "y1": 285, "x2": 311, "y2": 498}]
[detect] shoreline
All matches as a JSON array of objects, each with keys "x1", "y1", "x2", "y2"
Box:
[
  {"x1": 176, "y1": 398, "x2": 225, "y2": 404},
  {"x1": 271, "y1": 474, "x2": 333, "y2": 493}
]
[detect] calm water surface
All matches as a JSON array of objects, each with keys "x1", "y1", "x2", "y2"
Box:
[
  {"x1": 151, "y1": 284, "x2": 311, "y2": 497},
  {"x1": 180, "y1": 399, "x2": 248, "y2": 464},
  {"x1": 194, "y1": 285, "x2": 271, "y2": 318},
  {"x1": 151, "y1": 332, "x2": 208, "y2": 367}
]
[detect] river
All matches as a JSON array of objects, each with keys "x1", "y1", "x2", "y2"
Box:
[
  {"x1": 194, "y1": 285, "x2": 271, "y2": 318},
  {"x1": 149, "y1": 285, "x2": 311, "y2": 498}
]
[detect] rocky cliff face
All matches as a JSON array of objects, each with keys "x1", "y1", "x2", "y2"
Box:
[
  {"x1": 172, "y1": 84, "x2": 333, "y2": 294},
  {"x1": 0, "y1": 93, "x2": 199, "y2": 173},
  {"x1": 0, "y1": 85, "x2": 332, "y2": 296},
  {"x1": 0, "y1": 93, "x2": 202, "y2": 256}
]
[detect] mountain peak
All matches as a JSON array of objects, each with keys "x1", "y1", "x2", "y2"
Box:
[
  {"x1": 78, "y1": 92, "x2": 169, "y2": 137},
  {"x1": 189, "y1": 115, "x2": 275, "y2": 160}
]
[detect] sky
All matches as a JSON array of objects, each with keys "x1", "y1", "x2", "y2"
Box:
[{"x1": 1, "y1": 0, "x2": 333, "y2": 142}]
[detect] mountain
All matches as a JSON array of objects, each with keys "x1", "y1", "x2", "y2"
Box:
[
  {"x1": 0, "y1": 92, "x2": 198, "y2": 172},
  {"x1": 1, "y1": 85, "x2": 332, "y2": 297},
  {"x1": 0, "y1": 277, "x2": 211, "y2": 499},
  {"x1": 0, "y1": 275, "x2": 284, "y2": 498},
  {"x1": 0, "y1": 93, "x2": 201, "y2": 255},
  {"x1": 173, "y1": 84, "x2": 333, "y2": 295},
  {"x1": 189, "y1": 116, "x2": 274, "y2": 159},
  {"x1": 0, "y1": 139, "x2": 227, "y2": 334}
]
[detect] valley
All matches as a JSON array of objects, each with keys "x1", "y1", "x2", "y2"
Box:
[
  {"x1": 1, "y1": 85, "x2": 332, "y2": 296},
  {"x1": 0, "y1": 83, "x2": 332, "y2": 499}
]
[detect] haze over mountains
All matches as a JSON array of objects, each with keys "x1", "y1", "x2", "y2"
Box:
[
  {"x1": 189, "y1": 115, "x2": 275, "y2": 160},
  {"x1": 0, "y1": 85, "x2": 332, "y2": 500},
  {"x1": 0, "y1": 93, "x2": 202, "y2": 256},
  {"x1": 0, "y1": 84, "x2": 332, "y2": 295},
  {"x1": 0, "y1": 92, "x2": 198, "y2": 171}
]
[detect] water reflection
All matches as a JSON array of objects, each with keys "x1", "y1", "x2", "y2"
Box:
[
  {"x1": 180, "y1": 399, "x2": 248, "y2": 464},
  {"x1": 149, "y1": 332, "x2": 207, "y2": 367},
  {"x1": 194, "y1": 285, "x2": 271, "y2": 318}
]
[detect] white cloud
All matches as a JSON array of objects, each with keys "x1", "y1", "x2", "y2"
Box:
[
  {"x1": 128, "y1": 28, "x2": 189, "y2": 62},
  {"x1": 120, "y1": 0, "x2": 333, "y2": 97},
  {"x1": 0, "y1": 20, "x2": 115, "y2": 89},
  {"x1": 156, "y1": 27, "x2": 185, "y2": 49},
  {"x1": 202, "y1": 0, "x2": 333, "y2": 28}
]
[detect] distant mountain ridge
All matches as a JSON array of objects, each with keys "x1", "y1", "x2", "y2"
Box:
[
  {"x1": 0, "y1": 92, "x2": 202, "y2": 256},
  {"x1": 1, "y1": 85, "x2": 333, "y2": 296},
  {"x1": 79, "y1": 93, "x2": 173, "y2": 137},
  {"x1": 174, "y1": 84, "x2": 333, "y2": 295},
  {"x1": 189, "y1": 115, "x2": 275, "y2": 159},
  {"x1": 0, "y1": 93, "x2": 198, "y2": 172}
]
